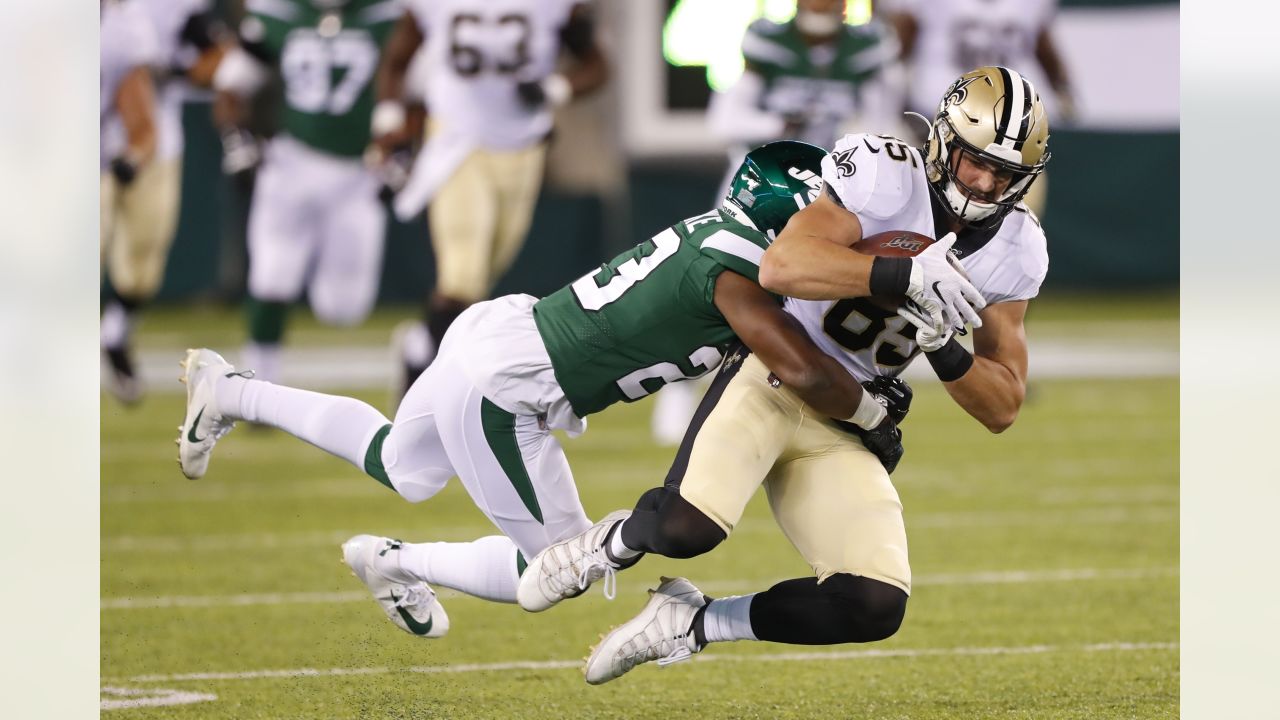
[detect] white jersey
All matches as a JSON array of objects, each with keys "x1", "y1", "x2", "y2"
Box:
[
  {"x1": 133, "y1": 0, "x2": 214, "y2": 161},
  {"x1": 100, "y1": 1, "x2": 160, "y2": 169},
  {"x1": 405, "y1": 0, "x2": 582, "y2": 149},
  {"x1": 784, "y1": 132, "x2": 1048, "y2": 382},
  {"x1": 892, "y1": 0, "x2": 1059, "y2": 119}
]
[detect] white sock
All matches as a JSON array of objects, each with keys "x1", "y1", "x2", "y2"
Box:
[
  {"x1": 243, "y1": 342, "x2": 281, "y2": 384},
  {"x1": 101, "y1": 301, "x2": 131, "y2": 349},
  {"x1": 399, "y1": 535, "x2": 520, "y2": 603},
  {"x1": 215, "y1": 374, "x2": 389, "y2": 470},
  {"x1": 701, "y1": 593, "x2": 758, "y2": 644},
  {"x1": 608, "y1": 519, "x2": 642, "y2": 560},
  {"x1": 400, "y1": 321, "x2": 435, "y2": 367}
]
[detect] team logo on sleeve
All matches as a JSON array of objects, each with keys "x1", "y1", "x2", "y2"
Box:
[{"x1": 830, "y1": 146, "x2": 859, "y2": 178}]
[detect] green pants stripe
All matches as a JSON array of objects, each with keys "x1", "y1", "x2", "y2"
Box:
[{"x1": 479, "y1": 398, "x2": 545, "y2": 525}]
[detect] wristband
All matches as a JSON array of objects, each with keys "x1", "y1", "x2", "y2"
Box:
[
  {"x1": 371, "y1": 100, "x2": 407, "y2": 138},
  {"x1": 925, "y1": 337, "x2": 974, "y2": 382},
  {"x1": 844, "y1": 388, "x2": 888, "y2": 430},
  {"x1": 869, "y1": 256, "x2": 911, "y2": 297}
]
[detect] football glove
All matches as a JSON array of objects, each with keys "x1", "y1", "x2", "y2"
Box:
[
  {"x1": 365, "y1": 144, "x2": 414, "y2": 205},
  {"x1": 516, "y1": 74, "x2": 572, "y2": 110},
  {"x1": 904, "y1": 233, "x2": 985, "y2": 336},
  {"x1": 109, "y1": 157, "x2": 138, "y2": 186},
  {"x1": 834, "y1": 416, "x2": 903, "y2": 475},
  {"x1": 861, "y1": 376, "x2": 913, "y2": 425},
  {"x1": 219, "y1": 127, "x2": 261, "y2": 177}
]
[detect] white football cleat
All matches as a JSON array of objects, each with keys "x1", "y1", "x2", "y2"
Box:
[
  {"x1": 177, "y1": 348, "x2": 240, "y2": 479},
  {"x1": 584, "y1": 576, "x2": 706, "y2": 685},
  {"x1": 342, "y1": 535, "x2": 449, "y2": 639},
  {"x1": 517, "y1": 510, "x2": 634, "y2": 612}
]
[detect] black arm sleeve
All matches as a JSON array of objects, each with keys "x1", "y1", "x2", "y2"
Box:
[{"x1": 559, "y1": 5, "x2": 596, "y2": 57}]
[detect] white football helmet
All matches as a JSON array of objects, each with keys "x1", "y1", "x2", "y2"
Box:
[{"x1": 923, "y1": 66, "x2": 1051, "y2": 228}]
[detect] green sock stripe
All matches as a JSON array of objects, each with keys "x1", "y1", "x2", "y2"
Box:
[
  {"x1": 480, "y1": 398, "x2": 544, "y2": 525},
  {"x1": 247, "y1": 298, "x2": 288, "y2": 344},
  {"x1": 363, "y1": 424, "x2": 395, "y2": 491},
  {"x1": 516, "y1": 551, "x2": 528, "y2": 577}
]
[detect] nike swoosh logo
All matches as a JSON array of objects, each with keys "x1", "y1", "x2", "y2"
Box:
[
  {"x1": 389, "y1": 590, "x2": 434, "y2": 635},
  {"x1": 931, "y1": 281, "x2": 943, "y2": 299},
  {"x1": 187, "y1": 407, "x2": 206, "y2": 443}
]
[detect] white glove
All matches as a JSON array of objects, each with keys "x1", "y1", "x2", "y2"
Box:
[{"x1": 902, "y1": 233, "x2": 985, "y2": 337}]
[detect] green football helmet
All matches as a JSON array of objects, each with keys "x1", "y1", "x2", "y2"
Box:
[{"x1": 723, "y1": 140, "x2": 827, "y2": 239}]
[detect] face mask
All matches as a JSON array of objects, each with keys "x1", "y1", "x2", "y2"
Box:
[{"x1": 794, "y1": 10, "x2": 842, "y2": 37}]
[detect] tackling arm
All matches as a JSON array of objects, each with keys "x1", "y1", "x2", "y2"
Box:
[
  {"x1": 713, "y1": 271, "x2": 872, "y2": 422},
  {"x1": 938, "y1": 300, "x2": 1030, "y2": 433}
]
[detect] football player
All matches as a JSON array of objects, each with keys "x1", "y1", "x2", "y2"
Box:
[
  {"x1": 173, "y1": 142, "x2": 981, "y2": 639},
  {"x1": 211, "y1": 0, "x2": 401, "y2": 385},
  {"x1": 515, "y1": 66, "x2": 1051, "y2": 685},
  {"x1": 100, "y1": 0, "x2": 231, "y2": 404},
  {"x1": 368, "y1": 0, "x2": 610, "y2": 410},
  {"x1": 653, "y1": 0, "x2": 902, "y2": 444}
]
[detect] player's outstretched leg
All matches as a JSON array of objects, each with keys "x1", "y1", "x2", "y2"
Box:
[
  {"x1": 342, "y1": 535, "x2": 449, "y2": 638},
  {"x1": 584, "y1": 576, "x2": 707, "y2": 685}
]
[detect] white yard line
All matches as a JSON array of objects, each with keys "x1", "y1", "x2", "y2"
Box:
[
  {"x1": 100, "y1": 686, "x2": 218, "y2": 710},
  {"x1": 101, "y1": 566, "x2": 1177, "y2": 610},
  {"x1": 106, "y1": 640, "x2": 1177, "y2": 685}
]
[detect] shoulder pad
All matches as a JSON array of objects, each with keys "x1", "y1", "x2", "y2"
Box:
[
  {"x1": 820, "y1": 133, "x2": 917, "y2": 221},
  {"x1": 747, "y1": 18, "x2": 787, "y2": 37},
  {"x1": 742, "y1": 19, "x2": 799, "y2": 67}
]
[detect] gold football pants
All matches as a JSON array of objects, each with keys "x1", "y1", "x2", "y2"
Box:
[{"x1": 100, "y1": 157, "x2": 181, "y2": 300}]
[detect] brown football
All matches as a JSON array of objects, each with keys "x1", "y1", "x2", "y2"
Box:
[{"x1": 851, "y1": 230, "x2": 936, "y2": 258}]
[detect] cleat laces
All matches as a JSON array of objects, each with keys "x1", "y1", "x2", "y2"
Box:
[{"x1": 394, "y1": 584, "x2": 434, "y2": 609}]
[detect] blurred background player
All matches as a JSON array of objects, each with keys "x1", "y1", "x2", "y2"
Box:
[
  {"x1": 652, "y1": 0, "x2": 901, "y2": 445},
  {"x1": 368, "y1": 0, "x2": 609, "y2": 409},
  {"x1": 882, "y1": 0, "x2": 1076, "y2": 216},
  {"x1": 100, "y1": 0, "x2": 230, "y2": 404},
  {"x1": 212, "y1": 0, "x2": 400, "y2": 385}
]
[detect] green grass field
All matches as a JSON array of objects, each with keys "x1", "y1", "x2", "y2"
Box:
[{"x1": 101, "y1": 300, "x2": 1178, "y2": 718}]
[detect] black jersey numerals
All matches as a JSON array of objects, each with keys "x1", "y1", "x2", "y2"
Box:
[
  {"x1": 822, "y1": 298, "x2": 918, "y2": 369},
  {"x1": 449, "y1": 14, "x2": 532, "y2": 77}
]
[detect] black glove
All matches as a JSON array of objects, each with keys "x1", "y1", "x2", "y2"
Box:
[
  {"x1": 861, "y1": 376, "x2": 913, "y2": 425},
  {"x1": 832, "y1": 416, "x2": 904, "y2": 474},
  {"x1": 515, "y1": 80, "x2": 547, "y2": 109},
  {"x1": 109, "y1": 157, "x2": 138, "y2": 186}
]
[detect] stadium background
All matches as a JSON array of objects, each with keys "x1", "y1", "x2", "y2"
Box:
[{"x1": 155, "y1": 0, "x2": 1178, "y2": 306}]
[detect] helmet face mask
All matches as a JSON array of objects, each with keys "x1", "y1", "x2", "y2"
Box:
[
  {"x1": 924, "y1": 66, "x2": 1051, "y2": 228},
  {"x1": 724, "y1": 141, "x2": 827, "y2": 240}
]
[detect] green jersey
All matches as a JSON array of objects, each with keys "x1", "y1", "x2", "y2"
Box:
[
  {"x1": 742, "y1": 17, "x2": 896, "y2": 148},
  {"x1": 242, "y1": 0, "x2": 399, "y2": 157},
  {"x1": 534, "y1": 209, "x2": 774, "y2": 418}
]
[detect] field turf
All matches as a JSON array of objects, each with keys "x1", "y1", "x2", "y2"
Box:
[{"x1": 101, "y1": 301, "x2": 1178, "y2": 718}]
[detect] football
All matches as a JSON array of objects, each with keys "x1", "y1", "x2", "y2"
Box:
[{"x1": 851, "y1": 230, "x2": 936, "y2": 258}]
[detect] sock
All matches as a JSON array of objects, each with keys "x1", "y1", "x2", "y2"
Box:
[
  {"x1": 215, "y1": 373, "x2": 389, "y2": 470},
  {"x1": 399, "y1": 321, "x2": 435, "y2": 368},
  {"x1": 100, "y1": 300, "x2": 132, "y2": 350},
  {"x1": 607, "y1": 519, "x2": 642, "y2": 561},
  {"x1": 243, "y1": 342, "x2": 281, "y2": 385},
  {"x1": 701, "y1": 594, "x2": 757, "y2": 644},
  {"x1": 399, "y1": 535, "x2": 520, "y2": 603}
]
